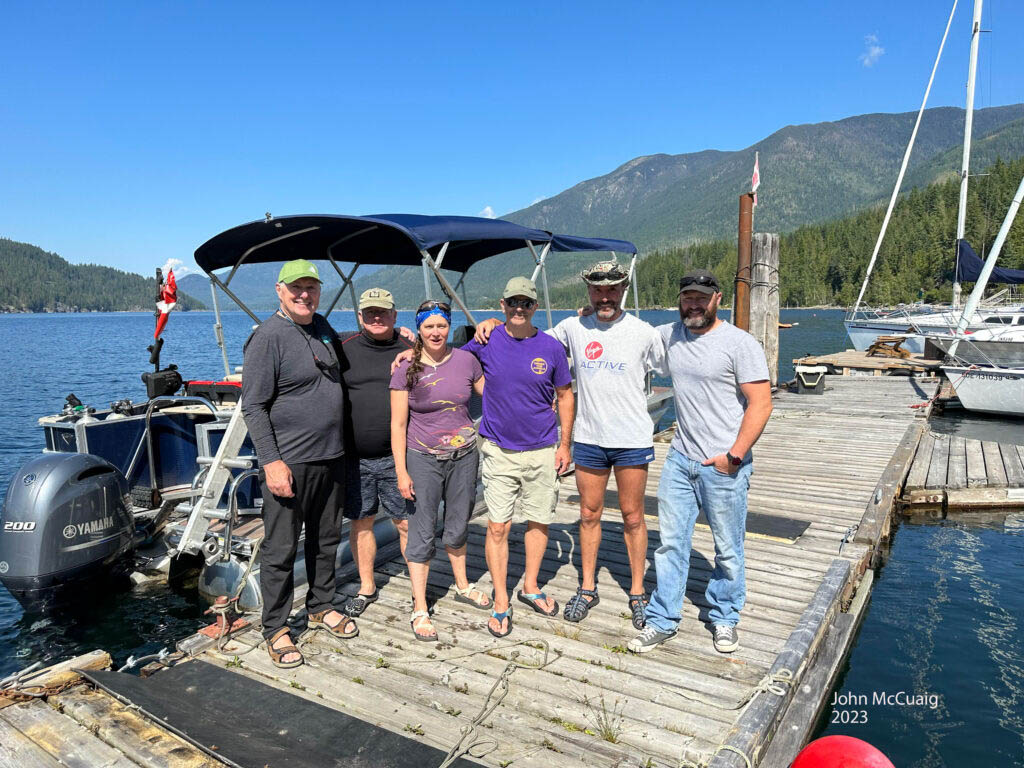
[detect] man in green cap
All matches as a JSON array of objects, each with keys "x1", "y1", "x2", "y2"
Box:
[{"x1": 242, "y1": 259, "x2": 358, "y2": 669}]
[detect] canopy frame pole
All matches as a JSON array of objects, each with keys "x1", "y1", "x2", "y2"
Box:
[
  {"x1": 209, "y1": 279, "x2": 231, "y2": 378},
  {"x1": 322, "y1": 260, "x2": 360, "y2": 320},
  {"x1": 948, "y1": 172, "x2": 1024, "y2": 359},
  {"x1": 225, "y1": 226, "x2": 321, "y2": 287},
  {"x1": 849, "y1": 0, "x2": 958, "y2": 319},
  {"x1": 954, "y1": 0, "x2": 984, "y2": 309},
  {"x1": 527, "y1": 241, "x2": 554, "y2": 329},
  {"x1": 209, "y1": 272, "x2": 261, "y2": 324},
  {"x1": 419, "y1": 246, "x2": 477, "y2": 325},
  {"x1": 626, "y1": 253, "x2": 641, "y2": 318}
]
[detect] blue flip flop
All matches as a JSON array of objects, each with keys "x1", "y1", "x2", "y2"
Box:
[
  {"x1": 516, "y1": 589, "x2": 559, "y2": 616},
  {"x1": 487, "y1": 607, "x2": 513, "y2": 638}
]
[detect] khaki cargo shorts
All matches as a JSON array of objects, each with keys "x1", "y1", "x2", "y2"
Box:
[{"x1": 479, "y1": 438, "x2": 559, "y2": 524}]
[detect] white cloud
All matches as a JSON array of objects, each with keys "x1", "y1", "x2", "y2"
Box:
[
  {"x1": 478, "y1": 205, "x2": 496, "y2": 219},
  {"x1": 859, "y1": 34, "x2": 884, "y2": 67},
  {"x1": 161, "y1": 258, "x2": 193, "y2": 277}
]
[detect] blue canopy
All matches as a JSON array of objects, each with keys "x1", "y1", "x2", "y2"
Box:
[
  {"x1": 550, "y1": 233, "x2": 638, "y2": 255},
  {"x1": 194, "y1": 214, "x2": 553, "y2": 275},
  {"x1": 955, "y1": 239, "x2": 1024, "y2": 285}
]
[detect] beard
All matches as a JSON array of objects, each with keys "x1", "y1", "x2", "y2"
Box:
[{"x1": 682, "y1": 304, "x2": 716, "y2": 329}]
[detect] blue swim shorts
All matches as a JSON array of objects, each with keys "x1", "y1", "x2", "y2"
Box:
[{"x1": 572, "y1": 442, "x2": 655, "y2": 470}]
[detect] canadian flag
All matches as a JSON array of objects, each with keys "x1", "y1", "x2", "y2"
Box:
[
  {"x1": 751, "y1": 151, "x2": 760, "y2": 207},
  {"x1": 154, "y1": 269, "x2": 177, "y2": 339}
]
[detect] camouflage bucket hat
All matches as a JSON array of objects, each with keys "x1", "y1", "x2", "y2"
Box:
[{"x1": 581, "y1": 260, "x2": 629, "y2": 286}]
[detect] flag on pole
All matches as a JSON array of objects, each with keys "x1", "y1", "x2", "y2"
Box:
[
  {"x1": 751, "y1": 151, "x2": 760, "y2": 207},
  {"x1": 154, "y1": 269, "x2": 177, "y2": 339}
]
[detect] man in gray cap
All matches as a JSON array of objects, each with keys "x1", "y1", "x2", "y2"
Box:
[
  {"x1": 337, "y1": 288, "x2": 414, "y2": 617},
  {"x1": 242, "y1": 259, "x2": 358, "y2": 669},
  {"x1": 476, "y1": 259, "x2": 665, "y2": 630},
  {"x1": 628, "y1": 268, "x2": 772, "y2": 655}
]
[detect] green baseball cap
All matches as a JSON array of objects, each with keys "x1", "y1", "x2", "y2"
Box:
[
  {"x1": 277, "y1": 259, "x2": 321, "y2": 285},
  {"x1": 359, "y1": 287, "x2": 395, "y2": 310},
  {"x1": 502, "y1": 276, "x2": 538, "y2": 300}
]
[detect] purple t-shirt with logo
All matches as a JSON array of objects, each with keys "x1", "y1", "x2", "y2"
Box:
[
  {"x1": 390, "y1": 348, "x2": 483, "y2": 455},
  {"x1": 462, "y1": 328, "x2": 572, "y2": 451}
]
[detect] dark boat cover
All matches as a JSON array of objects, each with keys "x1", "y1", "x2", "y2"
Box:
[{"x1": 956, "y1": 239, "x2": 1024, "y2": 285}]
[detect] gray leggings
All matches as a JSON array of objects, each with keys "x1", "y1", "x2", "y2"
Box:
[{"x1": 404, "y1": 448, "x2": 479, "y2": 564}]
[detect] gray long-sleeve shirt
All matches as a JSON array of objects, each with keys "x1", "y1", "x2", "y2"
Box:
[{"x1": 241, "y1": 312, "x2": 346, "y2": 466}]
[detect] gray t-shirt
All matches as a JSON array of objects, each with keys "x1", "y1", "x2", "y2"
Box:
[
  {"x1": 241, "y1": 312, "x2": 346, "y2": 466},
  {"x1": 548, "y1": 312, "x2": 665, "y2": 449},
  {"x1": 656, "y1": 320, "x2": 769, "y2": 463}
]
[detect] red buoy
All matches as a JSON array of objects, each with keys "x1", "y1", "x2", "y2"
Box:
[{"x1": 791, "y1": 735, "x2": 895, "y2": 767}]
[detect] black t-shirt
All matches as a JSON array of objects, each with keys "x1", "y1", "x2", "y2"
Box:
[
  {"x1": 340, "y1": 329, "x2": 414, "y2": 458},
  {"x1": 241, "y1": 312, "x2": 347, "y2": 466}
]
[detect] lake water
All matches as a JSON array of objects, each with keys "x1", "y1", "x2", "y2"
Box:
[{"x1": 1, "y1": 307, "x2": 1021, "y2": 766}]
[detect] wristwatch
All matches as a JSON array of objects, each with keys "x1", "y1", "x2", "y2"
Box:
[{"x1": 726, "y1": 452, "x2": 742, "y2": 466}]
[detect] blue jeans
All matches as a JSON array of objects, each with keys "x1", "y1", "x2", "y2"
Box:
[{"x1": 645, "y1": 448, "x2": 753, "y2": 632}]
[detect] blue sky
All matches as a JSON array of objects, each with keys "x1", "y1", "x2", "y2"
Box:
[{"x1": 2, "y1": 0, "x2": 1022, "y2": 275}]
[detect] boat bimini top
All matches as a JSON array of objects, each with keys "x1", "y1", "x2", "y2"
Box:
[{"x1": 195, "y1": 213, "x2": 638, "y2": 376}]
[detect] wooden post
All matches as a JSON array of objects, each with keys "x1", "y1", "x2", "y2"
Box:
[
  {"x1": 749, "y1": 232, "x2": 780, "y2": 387},
  {"x1": 734, "y1": 194, "x2": 754, "y2": 331}
]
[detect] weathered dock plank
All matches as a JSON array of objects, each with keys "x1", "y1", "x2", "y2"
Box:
[
  {"x1": 966, "y1": 438, "x2": 988, "y2": 488},
  {"x1": 946, "y1": 436, "x2": 967, "y2": 490},
  {"x1": 1001, "y1": 443, "x2": 1024, "y2": 488},
  {"x1": 0, "y1": 699, "x2": 140, "y2": 768},
  {"x1": 982, "y1": 441, "x2": 1009, "y2": 487}
]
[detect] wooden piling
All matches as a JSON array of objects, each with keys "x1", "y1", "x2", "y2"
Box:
[
  {"x1": 749, "y1": 232, "x2": 780, "y2": 386},
  {"x1": 734, "y1": 194, "x2": 754, "y2": 331}
]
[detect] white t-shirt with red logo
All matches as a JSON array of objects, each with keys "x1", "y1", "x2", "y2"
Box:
[{"x1": 548, "y1": 312, "x2": 665, "y2": 449}]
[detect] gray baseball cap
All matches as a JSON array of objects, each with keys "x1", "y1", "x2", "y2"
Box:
[{"x1": 502, "y1": 276, "x2": 538, "y2": 300}]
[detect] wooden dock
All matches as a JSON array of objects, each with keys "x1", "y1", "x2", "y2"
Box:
[
  {"x1": 0, "y1": 376, "x2": 934, "y2": 768},
  {"x1": 901, "y1": 431, "x2": 1024, "y2": 515}
]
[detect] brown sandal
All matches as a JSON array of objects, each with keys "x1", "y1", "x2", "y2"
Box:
[
  {"x1": 308, "y1": 609, "x2": 359, "y2": 639},
  {"x1": 267, "y1": 627, "x2": 303, "y2": 669}
]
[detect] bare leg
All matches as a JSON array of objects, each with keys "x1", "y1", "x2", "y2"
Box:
[
  {"x1": 575, "y1": 466, "x2": 612, "y2": 595},
  {"x1": 522, "y1": 521, "x2": 555, "y2": 612},
  {"x1": 486, "y1": 520, "x2": 511, "y2": 633},
  {"x1": 446, "y1": 543, "x2": 470, "y2": 592},
  {"x1": 408, "y1": 560, "x2": 430, "y2": 614},
  {"x1": 349, "y1": 517, "x2": 378, "y2": 595},
  {"x1": 613, "y1": 465, "x2": 650, "y2": 595},
  {"x1": 394, "y1": 518, "x2": 409, "y2": 561}
]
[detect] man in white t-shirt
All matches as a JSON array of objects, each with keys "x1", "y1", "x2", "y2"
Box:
[{"x1": 474, "y1": 260, "x2": 664, "y2": 629}]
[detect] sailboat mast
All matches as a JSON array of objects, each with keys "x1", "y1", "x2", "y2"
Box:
[{"x1": 952, "y1": 0, "x2": 983, "y2": 310}]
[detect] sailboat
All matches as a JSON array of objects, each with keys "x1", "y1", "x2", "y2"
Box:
[
  {"x1": 844, "y1": 0, "x2": 1024, "y2": 354},
  {"x1": 941, "y1": 174, "x2": 1024, "y2": 417}
]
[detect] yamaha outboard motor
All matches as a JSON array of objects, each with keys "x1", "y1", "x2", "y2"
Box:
[{"x1": 0, "y1": 453, "x2": 135, "y2": 613}]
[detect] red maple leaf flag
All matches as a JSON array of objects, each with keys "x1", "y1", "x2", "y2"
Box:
[
  {"x1": 751, "y1": 151, "x2": 760, "y2": 207},
  {"x1": 154, "y1": 269, "x2": 177, "y2": 339}
]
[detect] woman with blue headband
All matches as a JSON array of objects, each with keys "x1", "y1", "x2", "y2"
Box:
[{"x1": 390, "y1": 300, "x2": 491, "y2": 641}]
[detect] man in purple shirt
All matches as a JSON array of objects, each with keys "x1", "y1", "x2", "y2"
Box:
[{"x1": 462, "y1": 277, "x2": 574, "y2": 637}]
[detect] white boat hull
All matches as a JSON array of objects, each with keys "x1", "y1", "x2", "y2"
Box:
[{"x1": 942, "y1": 365, "x2": 1024, "y2": 417}]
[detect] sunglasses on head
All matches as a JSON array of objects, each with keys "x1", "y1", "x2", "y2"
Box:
[
  {"x1": 504, "y1": 296, "x2": 537, "y2": 309},
  {"x1": 587, "y1": 269, "x2": 626, "y2": 282},
  {"x1": 417, "y1": 300, "x2": 451, "y2": 312},
  {"x1": 679, "y1": 276, "x2": 718, "y2": 289}
]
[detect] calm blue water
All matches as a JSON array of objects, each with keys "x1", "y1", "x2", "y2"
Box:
[{"x1": 10, "y1": 307, "x2": 1021, "y2": 766}]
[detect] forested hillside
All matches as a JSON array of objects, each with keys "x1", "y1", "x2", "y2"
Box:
[
  {"x1": 0, "y1": 239, "x2": 204, "y2": 312},
  {"x1": 547, "y1": 155, "x2": 1024, "y2": 309}
]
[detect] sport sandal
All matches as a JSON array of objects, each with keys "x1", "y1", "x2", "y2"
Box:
[
  {"x1": 453, "y1": 584, "x2": 492, "y2": 610},
  {"x1": 308, "y1": 609, "x2": 359, "y2": 639},
  {"x1": 628, "y1": 593, "x2": 648, "y2": 630},
  {"x1": 342, "y1": 589, "x2": 378, "y2": 617},
  {"x1": 516, "y1": 589, "x2": 558, "y2": 616},
  {"x1": 267, "y1": 627, "x2": 303, "y2": 669},
  {"x1": 411, "y1": 610, "x2": 438, "y2": 642},
  {"x1": 563, "y1": 587, "x2": 599, "y2": 623}
]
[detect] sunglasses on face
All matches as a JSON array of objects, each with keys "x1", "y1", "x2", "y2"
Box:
[
  {"x1": 504, "y1": 296, "x2": 537, "y2": 309},
  {"x1": 679, "y1": 276, "x2": 718, "y2": 289}
]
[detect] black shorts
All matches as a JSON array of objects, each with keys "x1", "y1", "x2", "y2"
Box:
[{"x1": 343, "y1": 454, "x2": 409, "y2": 521}]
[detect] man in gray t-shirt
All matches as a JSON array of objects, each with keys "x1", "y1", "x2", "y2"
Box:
[{"x1": 628, "y1": 269, "x2": 773, "y2": 656}]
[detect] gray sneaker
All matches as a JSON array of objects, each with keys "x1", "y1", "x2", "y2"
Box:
[
  {"x1": 627, "y1": 625, "x2": 676, "y2": 654},
  {"x1": 712, "y1": 623, "x2": 739, "y2": 653}
]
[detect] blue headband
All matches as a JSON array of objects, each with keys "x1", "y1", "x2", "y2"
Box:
[{"x1": 415, "y1": 306, "x2": 451, "y2": 328}]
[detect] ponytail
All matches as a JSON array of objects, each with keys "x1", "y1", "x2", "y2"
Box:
[{"x1": 406, "y1": 335, "x2": 425, "y2": 390}]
